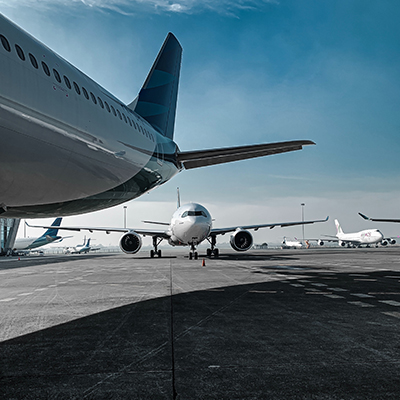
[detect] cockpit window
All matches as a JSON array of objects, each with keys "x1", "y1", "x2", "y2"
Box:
[{"x1": 181, "y1": 210, "x2": 207, "y2": 218}]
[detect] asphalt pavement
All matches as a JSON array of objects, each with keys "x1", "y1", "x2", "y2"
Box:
[{"x1": 1, "y1": 248, "x2": 400, "y2": 399}]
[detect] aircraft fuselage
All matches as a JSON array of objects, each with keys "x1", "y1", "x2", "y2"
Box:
[{"x1": 0, "y1": 14, "x2": 180, "y2": 218}]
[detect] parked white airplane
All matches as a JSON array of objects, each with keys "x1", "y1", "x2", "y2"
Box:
[
  {"x1": 0, "y1": 14, "x2": 315, "y2": 219},
  {"x1": 281, "y1": 237, "x2": 303, "y2": 249},
  {"x1": 64, "y1": 237, "x2": 97, "y2": 254},
  {"x1": 13, "y1": 218, "x2": 68, "y2": 251},
  {"x1": 28, "y1": 205, "x2": 328, "y2": 259},
  {"x1": 320, "y1": 219, "x2": 387, "y2": 248}
]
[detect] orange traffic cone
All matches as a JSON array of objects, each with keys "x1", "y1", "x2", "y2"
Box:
[{"x1": 202, "y1": 259, "x2": 206, "y2": 267}]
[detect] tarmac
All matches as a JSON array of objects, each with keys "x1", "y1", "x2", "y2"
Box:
[{"x1": 1, "y1": 247, "x2": 400, "y2": 399}]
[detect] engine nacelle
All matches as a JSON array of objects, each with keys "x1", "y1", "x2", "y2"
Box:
[
  {"x1": 318, "y1": 240, "x2": 324, "y2": 246},
  {"x1": 119, "y1": 232, "x2": 142, "y2": 254},
  {"x1": 230, "y1": 229, "x2": 253, "y2": 252},
  {"x1": 381, "y1": 240, "x2": 388, "y2": 246},
  {"x1": 389, "y1": 239, "x2": 396, "y2": 245},
  {"x1": 339, "y1": 240, "x2": 346, "y2": 247}
]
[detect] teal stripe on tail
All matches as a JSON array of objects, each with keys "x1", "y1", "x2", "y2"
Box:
[{"x1": 133, "y1": 33, "x2": 182, "y2": 140}]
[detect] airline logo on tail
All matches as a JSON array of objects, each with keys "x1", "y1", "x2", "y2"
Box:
[{"x1": 335, "y1": 219, "x2": 343, "y2": 236}]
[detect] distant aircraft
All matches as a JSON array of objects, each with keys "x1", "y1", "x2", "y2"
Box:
[
  {"x1": 281, "y1": 237, "x2": 303, "y2": 249},
  {"x1": 64, "y1": 238, "x2": 97, "y2": 254},
  {"x1": 27, "y1": 203, "x2": 328, "y2": 259},
  {"x1": 13, "y1": 218, "x2": 66, "y2": 251},
  {"x1": 320, "y1": 219, "x2": 389, "y2": 248},
  {"x1": 0, "y1": 14, "x2": 315, "y2": 219}
]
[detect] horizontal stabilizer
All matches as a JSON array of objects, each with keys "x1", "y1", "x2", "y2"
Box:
[{"x1": 177, "y1": 140, "x2": 315, "y2": 170}]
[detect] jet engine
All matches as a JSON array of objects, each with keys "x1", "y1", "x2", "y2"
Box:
[
  {"x1": 119, "y1": 232, "x2": 142, "y2": 254},
  {"x1": 318, "y1": 240, "x2": 324, "y2": 246},
  {"x1": 339, "y1": 240, "x2": 346, "y2": 247},
  {"x1": 381, "y1": 240, "x2": 388, "y2": 246},
  {"x1": 230, "y1": 229, "x2": 253, "y2": 252},
  {"x1": 389, "y1": 239, "x2": 396, "y2": 245}
]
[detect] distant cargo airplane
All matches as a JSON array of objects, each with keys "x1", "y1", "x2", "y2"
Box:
[
  {"x1": 320, "y1": 219, "x2": 391, "y2": 248},
  {"x1": 0, "y1": 14, "x2": 315, "y2": 218},
  {"x1": 13, "y1": 217, "x2": 67, "y2": 251},
  {"x1": 27, "y1": 203, "x2": 328, "y2": 259}
]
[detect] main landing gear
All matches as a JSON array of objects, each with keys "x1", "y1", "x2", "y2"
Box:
[
  {"x1": 206, "y1": 235, "x2": 219, "y2": 258},
  {"x1": 150, "y1": 237, "x2": 163, "y2": 258}
]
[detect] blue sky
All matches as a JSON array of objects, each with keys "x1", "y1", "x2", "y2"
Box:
[{"x1": 3, "y1": 0, "x2": 400, "y2": 245}]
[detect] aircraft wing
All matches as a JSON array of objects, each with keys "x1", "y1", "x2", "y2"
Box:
[
  {"x1": 177, "y1": 140, "x2": 315, "y2": 169},
  {"x1": 359, "y1": 213, "x2": 400, "y2": 223},
  {"x1": 26, "y1": 223, "x2": 171, "y2": 239},
  {"x1": 210, "y1": 216, "x2": 329, "y2": 236}
]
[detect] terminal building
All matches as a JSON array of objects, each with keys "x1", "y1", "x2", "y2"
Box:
[{"x1": 0, "y1": 218, "x2": 20, "y2": 255}]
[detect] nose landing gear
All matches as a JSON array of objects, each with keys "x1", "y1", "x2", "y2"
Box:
[{"x1": 189, "y1": 242, "x2": 198, "y2": 260}]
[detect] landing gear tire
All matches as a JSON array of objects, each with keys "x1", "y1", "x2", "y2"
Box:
[
  {"x1": 150, "y1": 250, "x2": 155, "y2": 258},
  {"x1": 189, "y1": 252, "x2": 193, "y2": 260},
  {"x1": 157, "y1": 250, "x2": 162, "y2": 258},
  {"x1": 194, "y1": 252, "x2": 198, "y2": 260},
  {"x1": 213, "y1": 248, "x2": 219, "y2": 258},
  {"x1": 206, "y1": 248, "x2": 212, "y2": 257}
]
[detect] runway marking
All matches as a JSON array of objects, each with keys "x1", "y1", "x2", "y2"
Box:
[
  {"x1": 311, "y1": 283, "x2": 327, "y2": 287},
  {"x1": 34, "y1": 288, "x2": 47, "y2": 292},
  {"x1": 382, "y1": 311, "x2": 400, "y2": 319},
  {"x1": 348, "y1": 301, "x2": 375, "y2": 308},
  {"x1": 17, "y1": 292, "x2": 33, "y2": 296},
  {"x1": 305, "y1": 291, "x2": 332, "y2": 295},
  {"x1": 328, "y1": 287, "x2": 348, "y2": 292},
  {"x1": 379, "y1": 300, "x2": 400, "y2": 307},
  {"x1": 290, "y1": 284, "x2": 304, "y2": 287},
  {"x1": 249, "y1": 290, "x2": 277, "y2": 294},
  {"x1": 298, "y1": 280, "x2": 311, "y2": 283},
  {"x1": 48, "y1": 285, "x2": 56, "y2": 288},
  {"x1": 0, "y1": 298, "x2": 16, "y2": 302},
  {"x1": 351, "y1": 293, "x2": 374, "y2": 298},
  {"x1": 354, "y1": 279, "x2": 377, "y2": 282},
  {"x1": 324, "y1": 294, "x2": 345, "y2": 299}
]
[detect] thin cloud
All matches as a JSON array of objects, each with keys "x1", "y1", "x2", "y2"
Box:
[{"x1": 1, "y1": 0, "x2": 277, "y2": 16}]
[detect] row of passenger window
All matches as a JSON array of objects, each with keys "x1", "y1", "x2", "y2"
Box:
[{"x1": 0, "y1": 33, "x2": 155, "y2": 142}]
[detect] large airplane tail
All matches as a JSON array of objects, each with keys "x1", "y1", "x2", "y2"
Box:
[
  {"x1": 130, "y1": 33, "x2": 182, "y2": 140},
  {"x1": 42, "y1": 218, "x2": 62, "y2": 237},
  {"x1": 335, "y1": 219, "x2": 344, "y2": 235}
]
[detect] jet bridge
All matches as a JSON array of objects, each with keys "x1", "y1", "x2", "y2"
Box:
[{"x1": 0, "y1": 218, "x2": 20, "y2": 255}]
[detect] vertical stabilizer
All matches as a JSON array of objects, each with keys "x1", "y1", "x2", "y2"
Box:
[
  {"x1": 335, "y1": 219, "x2": 344, "y2": 236},
  {"x1": 131, "y1": 33, "x2": 182, "y2": 139},
  {"x1": 43, "y1": 218, "x2": 62, "y2": 237}
]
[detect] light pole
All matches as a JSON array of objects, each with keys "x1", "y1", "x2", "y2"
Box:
[
  {"x1": 301, "y1": 203, "x2": 305, "y2": 244},
  {"x1": 123, "y1": 206, "x2": 127, "y2": 229}
]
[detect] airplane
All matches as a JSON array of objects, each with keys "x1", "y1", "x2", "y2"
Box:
[
  {"x1": 318, "y1": 219, "x2": 389, "y2": 248},
  {"x1": 27, "y1": 198, "x2": 329, "y2": 259},
  {"x1": 64, "y1": 237, "x2": 98, "y2": 254},
  {"x1": 12, "y1": 217, "x2": 68, "y2": 252},
  {"x1": 281, "y1": 237, "x2": 303, "y2": 249},
  {"x1": 0, "y1": 14, "x2": 315, "y2": 219}
]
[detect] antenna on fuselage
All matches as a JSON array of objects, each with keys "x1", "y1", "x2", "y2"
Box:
[{"x1": 177, "y1": 187, "x2": 181, "y2": 209}]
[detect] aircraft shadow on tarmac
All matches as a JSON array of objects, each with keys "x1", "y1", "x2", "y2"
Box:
[{"x1": 1, "y1": 271, "x2": 400, "y2": 398}]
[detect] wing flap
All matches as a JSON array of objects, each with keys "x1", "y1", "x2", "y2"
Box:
[{"x1": 177, "y1": 140, "x2": 315, "y2": 170}]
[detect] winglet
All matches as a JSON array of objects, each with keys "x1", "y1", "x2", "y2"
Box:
[{"x1": 358, "y1": 213, "x2": 370, "y2": 220}]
